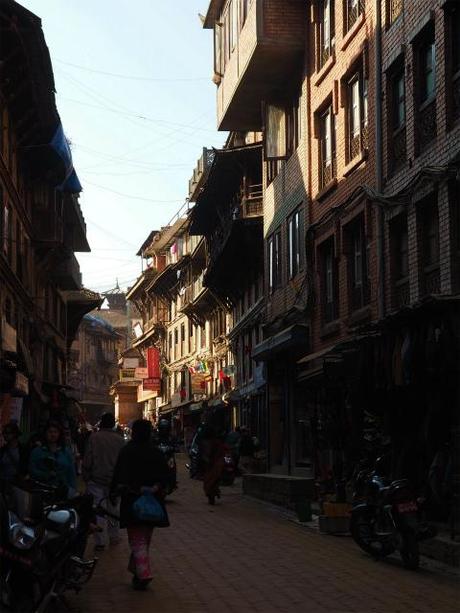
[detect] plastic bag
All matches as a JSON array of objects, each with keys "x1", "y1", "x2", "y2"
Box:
[{"x1": 132, "y1": 493, "x2": 166, "y2": 523}]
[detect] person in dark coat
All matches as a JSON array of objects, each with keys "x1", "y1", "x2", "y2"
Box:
[
  {"x1": 111, "y1": 419, "x2": 169, "y2": 590},
  {"x1": 202, "y1": 426, "x2": 227, "y2": 505},
  {"x1": 0, "y1": 422, "x2": 28, "y2": 483}
]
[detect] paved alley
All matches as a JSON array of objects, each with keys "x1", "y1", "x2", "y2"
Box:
[{"x1": 68, "y1": 462, "x2": 460, "y2": 613}]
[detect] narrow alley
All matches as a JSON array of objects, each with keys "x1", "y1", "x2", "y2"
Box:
[{"x1": 69, "y1": 463, "x2": 460, "y2": 613}]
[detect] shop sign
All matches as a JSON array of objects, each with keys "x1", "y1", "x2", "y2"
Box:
[
  {"x1": 147, "y1": 347, "x2": 161, "y2": 379},
  {"x1": 120, "y1": 368, "x2": 136, "y2": 380},
  {"x1": 123, "y1": 358, "x2": 139, "y2": 369},
  {"x1": 14, "y1": 372, "x2": 29, "y2": 396},
  {"x1": 1, "y1": 320, "x2": 17, "y2": 353},
  {"x1": 135, "y1": 367, "x2": 149, "y2": 379},
  {"x1": 143, "y1": 377, "x2": 161, "y2": 392},
  {"x1": 191, "y1": 373, "x2": 207, "y2": 394}
]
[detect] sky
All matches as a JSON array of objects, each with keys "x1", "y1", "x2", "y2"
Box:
[{"x1": 21, "y1": 0, "x2": 223, "y2": 294}]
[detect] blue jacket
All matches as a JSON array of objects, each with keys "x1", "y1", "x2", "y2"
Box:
[{"x1": 29, "y1": 445, "x2": 76, "y2": 490}]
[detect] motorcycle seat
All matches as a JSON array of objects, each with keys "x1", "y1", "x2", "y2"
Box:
[{"x1": 45, "y1": 509, "x2": 73, "y2": 534}]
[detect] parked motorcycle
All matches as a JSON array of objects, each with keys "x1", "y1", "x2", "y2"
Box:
[
  {"x1": 0, "y1": 479, "x2": 114, "y2": 612},
  {"x1": 350, "y1": 458, "x2": 436, "y2": 570},
  {"x1": 157, "y1": 441, "x2": 178, "y2": 495},
  {"x1": 186, "y1": 434, "x2": 203, "y2": 480}
]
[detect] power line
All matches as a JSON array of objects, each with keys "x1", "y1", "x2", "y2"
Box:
[
  {"x1": 82, "y1": 179, "x2": 182, "y2": 203},
  {"x1": 55, "y1": 58, "x2": 209, "y2": 82},
  {"x1": 60, "y1": 97, "x2": 217, "y2": 133}
]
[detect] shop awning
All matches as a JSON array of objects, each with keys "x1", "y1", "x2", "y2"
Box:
[{"x1": 252, "y1": 324, "x2": 309, "y2": 361}]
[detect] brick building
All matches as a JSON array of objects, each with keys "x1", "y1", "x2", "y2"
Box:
[
  {"x1": 0, "y1": 1, "x2": 100, "y2": 432},
  {"x1": 203, "y1": 0, "x2": 460, "y2": 488},
  {"x1": 68, "y1": 314, "x2": 120, "y2": 424}
]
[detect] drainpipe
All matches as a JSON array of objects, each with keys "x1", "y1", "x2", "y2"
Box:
[{"x1": 375, "y1": 0, "x2": 385, "y2": 319}]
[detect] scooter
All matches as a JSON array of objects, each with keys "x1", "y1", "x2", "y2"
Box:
[
  {"x1": 350, "y1": 458, "x2": 436, "y2": 570},
  {"x1": 0, "y1": 479, "x2": 115, "y2": 612}
]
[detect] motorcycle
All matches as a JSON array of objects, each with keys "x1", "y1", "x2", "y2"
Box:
[
  {"x1": 157, "y1": 441, "x2": 178, "y2": 495},
  {"x1": 350, "y1": 458, "x2": 436, "y2": 570},
  {"x1": 186, "y1": 434, "x2": 203, "y2": 480},
  {"x1": 0, "y1": 479, "x2": 115, "y2": 612}
]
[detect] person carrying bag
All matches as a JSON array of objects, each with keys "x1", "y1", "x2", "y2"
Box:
[{"x1": 111, "y1": 419, "x2": 170, "y2": 590}]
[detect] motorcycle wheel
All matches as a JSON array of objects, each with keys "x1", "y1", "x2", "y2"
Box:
[
  {"x1": 350, "y1": 510, "x2": 396, "y2": 558},
  {"x1": 400, "y1": 532, "x2": 420, "y2": 570}
]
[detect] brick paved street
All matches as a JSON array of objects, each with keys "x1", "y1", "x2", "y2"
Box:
[{"x1": 69, "y1": 461, "x2": 460, "y2": 613}]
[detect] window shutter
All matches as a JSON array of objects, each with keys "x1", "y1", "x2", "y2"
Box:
[{"x1": 265, "y1": 103, "x2": 287, "y2": 160}]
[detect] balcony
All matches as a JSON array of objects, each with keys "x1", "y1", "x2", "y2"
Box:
[
  {"x1": 51, "y1": 253, "x2": 82, "y2": 290},
  {"x1": 33, "y1": 206, "x2": 64, "y2": 247},
  {"x1": 205, "y1": 0, "x2": 306, "y2": 130},
  {"x1": 181, "y1": 271, "x2": 218, "y2": 325},
  {"x1": 188, "y1": 148, "x2": 216, "y2": 202}
]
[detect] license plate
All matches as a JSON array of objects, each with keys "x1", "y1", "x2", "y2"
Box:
[{"x1": 397, "y1": 501, "x2": 418, "y2": 513}]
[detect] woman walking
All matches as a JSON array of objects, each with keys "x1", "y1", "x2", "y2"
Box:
[{"x1": 111, "y1": 419, "x2": 169, "y2": 590}]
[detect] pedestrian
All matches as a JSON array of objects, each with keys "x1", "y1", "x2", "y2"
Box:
[
  {"x1": 0, "y1": 422, "x2": 28, "y2": 483},
  {"x1": 226, "y1": 427, "x2": 242, "y2": 473},
  {"x1": 29, "y1": 420, "x2": 77, "y2": 495},
  {"x1": 82, "y1": 412, "x2": 125, "y2": 551},
  {"x1": 239, "y1": 426, "x2": 255, "y2": 474},
  {"x1": 202, "y1": 425, "x2": 227, "y2": 505},
  {"x1": 111, "y1": 419, "x2": 169, "y2": 590}
]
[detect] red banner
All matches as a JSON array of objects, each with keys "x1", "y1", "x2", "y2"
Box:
[
  {"x1": 147, "y1": 347, "x2": 160, "y2": 379},
  {"x1": 143, "y1": 378, "x2": 161, "y2": 392}
]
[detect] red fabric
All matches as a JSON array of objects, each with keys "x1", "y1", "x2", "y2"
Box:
[
  {"x1": 127, "y1": 525, "x2": 154, "y2": 580},
  {"x1": 147, "y1": 347, "x2": 161, "y2": 379}
]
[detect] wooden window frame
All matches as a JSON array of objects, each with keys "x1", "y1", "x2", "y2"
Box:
[
  {"x1": 268, "y1": 231, "x2": 282, "y2": 292},
  {"x1": 320, "y1": 238, "x2": 338, "y2": 324},
  {"x1": 288, "y1": 210, "x2": 302, "y2": 279}
]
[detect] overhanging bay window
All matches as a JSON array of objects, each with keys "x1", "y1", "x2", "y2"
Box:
[{"x1": 265, "y1": 97, "x2": 301, "y2": 183}]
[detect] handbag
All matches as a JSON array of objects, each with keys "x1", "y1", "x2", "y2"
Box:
[{"x1": 132, "y1": 493, "x2": 166, "y2": 523}]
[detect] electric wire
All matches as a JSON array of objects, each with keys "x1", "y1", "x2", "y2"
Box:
[{"x1": 55, "y1": 58, "x2": 209, "y2": 82}]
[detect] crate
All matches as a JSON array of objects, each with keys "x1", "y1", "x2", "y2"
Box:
[{"x1": 322, "y1": 502, "x2": 352, "y2": 518}]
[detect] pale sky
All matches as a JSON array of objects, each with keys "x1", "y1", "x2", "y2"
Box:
[{"x1": 21, "y1": 0, "x2": 223, "y2": 294}]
